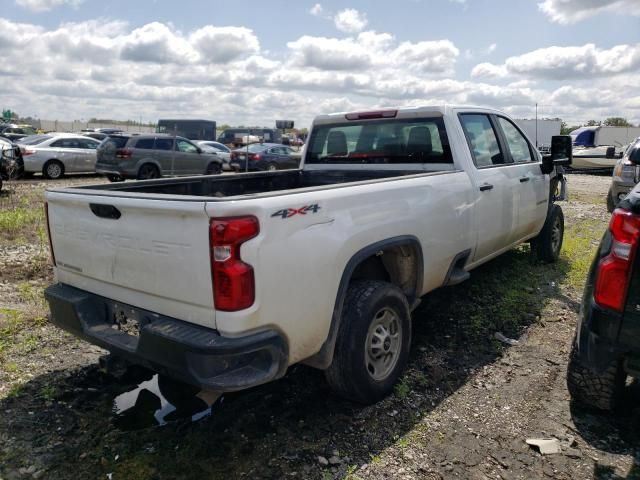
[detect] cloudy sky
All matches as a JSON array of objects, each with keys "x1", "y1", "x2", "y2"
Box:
[{"x1": 1, "y1": 0, "x2": 639, "y2": 127}]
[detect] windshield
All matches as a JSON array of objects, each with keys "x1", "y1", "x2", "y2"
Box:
[{"x1": 306, "y1": 117, "x2": 452, "y2": 164}]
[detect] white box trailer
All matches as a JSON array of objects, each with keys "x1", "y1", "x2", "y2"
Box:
[
  {"x1": 596, "y1": 127, "x2": 640, "y2": 147},
  {"x1": 514, "y1": 119, "x2": 562, "y2": 149}
]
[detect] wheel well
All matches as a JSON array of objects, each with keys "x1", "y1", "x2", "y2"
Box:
[{"x1": 350, "y1": 244, "x2": 420, "y2": 300}]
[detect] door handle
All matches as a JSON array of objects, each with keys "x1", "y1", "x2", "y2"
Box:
[
  {"x1": 519, "y1": 177, "x2": 530, "y2": 183},
  {"x1": 479, "y1": 183, "x2": 494, "y2": 192}
]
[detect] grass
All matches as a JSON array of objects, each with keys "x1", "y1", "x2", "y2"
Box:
[
  {"x1": 561, "y1": 219, "x2": 605, "y2": 290},
  {"x1": 0, "y1": 206, "x2": 45, "y2": 244}
]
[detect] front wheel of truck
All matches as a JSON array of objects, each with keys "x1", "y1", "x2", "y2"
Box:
[
  {"x1": 325, "y1": 280, "x2": 411, "y2": 404},
  {"x1": 531, "y1": 204, "x2": 564, "y2": 263}
]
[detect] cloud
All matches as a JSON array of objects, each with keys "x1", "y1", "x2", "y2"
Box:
[
  {"x1": 472, "y1": 43, "x2": 640, "y2": 80},
  {"x1": 309, "y1": 3, "x2": 323, "y2": 16},
  {"x1": 539, "y1": 0, "x2": 640, "y2": 24},
  {"x1": 190, "y1": 26, "x2": 259, "y2": 63},
  {"x1": 471, "y1": 62, "x2": 508, "y2": 78},
  {"x1": 15, "y1": 0, "x2": 83, "y2": 12},
  {"x1": 287, "y1": 36, "x2": 372, "y2": 70},
  {"x1": 333, "y1": 8, "x2": 368, "y2": 33},
  {"x1": 486, "y1": 43, "x2": 497, "y2": 54}
]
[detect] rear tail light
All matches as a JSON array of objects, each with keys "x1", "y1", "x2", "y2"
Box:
[
  {"x1": 248, "y1": 153, "x2": 261, "y2": 161},
  {"x1": 594, "y1": 208, "x2": 640, "y2": 311},
  {"x1": 345, "y1": 110, "x2": 397, "y2": 120},
  {"x1": 22, "y1": 148, "x2": 35, "y2": 156},
  {"x1": 44, "y1": 202, "x2": 56, "y2": 266},
  {"x1": 116, "y1": 148, "x2": 133, "y2": 159},
  {"x1": 210, "y1": 216, "x2": 259, "y2": 311}
]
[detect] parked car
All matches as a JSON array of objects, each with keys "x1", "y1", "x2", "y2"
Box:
[
  {"x1": 0, "y1": 124, "x2": 37, "y2": 142},
  {"x1": 567, "y1": 184, "x2": 640, "y2": 410},
  {"x1": 231, "y1": 143, "x2": 300, "y2": 171},
  {"x1": 44, "y1": 105, "x2": 571, "y2": 404},
  {"x1": 95, "y1": 133, "x2": 224, "y2": 181},
  {"x1": 217, "y1": 128, "x2": 281, "y2": 147},
  {"x1": 607, "y1": 138, "x2": 640, "y2": 212},
  {"x1": 0, "y1": 136, "x2": 24, "y2": 182},
  {"x1": 18, "y1": 134, "x2": 100, "y2": 179},
  {"x1": 195, "y1": 141, "x2": 232, "y2": 170}
]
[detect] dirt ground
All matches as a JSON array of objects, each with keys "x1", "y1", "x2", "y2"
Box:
[{"x1": 1, "y1": 172, "x2": 639, "y2": 480}]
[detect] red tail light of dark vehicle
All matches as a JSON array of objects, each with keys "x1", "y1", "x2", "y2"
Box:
[
  {"x1": 594, "y1": 208, "x2": 640, "y2": 312},
  {"x1": 248, "y1": 153, "x2": 261, "y2": 161},
  {"x1": 116, "y1": 148, "x2": 133, "y2": 159},
  {"x1": 210, "y1": 216, "x2": 259, "y2": 311}
]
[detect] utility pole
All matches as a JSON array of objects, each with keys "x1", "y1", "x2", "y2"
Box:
[{"x1": 535, "y1": 102, "x2": 538, "y2": 148}]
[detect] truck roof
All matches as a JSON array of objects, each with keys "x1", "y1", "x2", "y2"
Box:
[{"x1": 313, "y1": 105, "x2": 509, "y2": 124}]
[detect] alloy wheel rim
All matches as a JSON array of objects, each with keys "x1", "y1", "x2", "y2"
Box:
[
  {"x1": 48, "y1": 163, "x2": 61, "y2": 178},
  {"x1": 365, "y1": 307, "x2": 402, "y2": 381}
]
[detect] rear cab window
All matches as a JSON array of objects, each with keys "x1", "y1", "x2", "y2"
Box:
[{"x1": 306, "y1": 117, "x2": 452, "y2": 165}]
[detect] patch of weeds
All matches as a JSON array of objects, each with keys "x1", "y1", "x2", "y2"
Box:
[
  {"x1": 39, "y1": 384, "x2": 57, "y2": 401},
  {"x1": 394, "y1": 376, "x2": 411, "y2": 400},
  {"x1": 19, "y1": 333, "x2": 40, "y2": 353},
  {"x1": 6, "y1": 382, "x2": 25, "y2": 399},
  {"x1": 370, "y1": 454, "x2": 383, "y2": 465},
  {"x1": 0, "y1": 206, "x2": 44, "y2": 243},
  {"x1": 561, "y1": 218, "x2": 605, "y2": 290},
  {"x1": 345, "y1": 464, "x2": 363, "y2": 480},
  {"x1": 3, "y1": 362, "x2": 19, "y2": 373}
]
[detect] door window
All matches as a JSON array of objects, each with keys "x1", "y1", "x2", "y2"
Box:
[
  {"x1": 51, "y1": 138, "x2": 81, "y2": 148},
  {"x1": 78, "y1": 139, "x2": 99, "y2": 149},
  {"x1": 497, "y1": 117, "x2": 534, "y2": 163},
  {"x1": 460, "y1": 114, "x2": 506, "y2": 168},
  {"x1": 155, "y1": 138, "x2": 174, "y2": 151},
  {"x1": 176, "y1": 139, "x2": 198, "y2": 153},
  {"x1": 134, "y1": 138, "x2": 155, "y2": 149}
]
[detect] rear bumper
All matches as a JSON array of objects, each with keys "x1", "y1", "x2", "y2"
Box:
[{"x1": 45, "y1": 283, "x2": 288, "y2": 391}]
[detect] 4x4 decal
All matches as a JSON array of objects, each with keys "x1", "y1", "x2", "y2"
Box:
[{"x1": 271, "y1": 204, "x2": 321, "y2": 219}]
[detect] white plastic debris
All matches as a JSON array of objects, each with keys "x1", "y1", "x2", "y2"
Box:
[
  {"x1": 526, "y1": 438, "x2": 561, "y2": 454},
  {"x1": 494, "y1": 332, "x2": 520, "y2": 346}
]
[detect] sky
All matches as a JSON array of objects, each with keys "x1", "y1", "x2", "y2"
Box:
[{"x1": 1, "y1": 0, "x2": 639, "y2": 128}]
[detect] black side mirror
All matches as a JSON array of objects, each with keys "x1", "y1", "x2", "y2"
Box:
[
  {"x1": 196, "y1": 147, "x2": 203, "y2": 154},
  {"x1": 605, "y1": 146, "x2": 616, "y2": 159},
  {"x1": 629, "y1": 148, "x2": 640, "y2": 165},
  {"x1": 542, "y1": 135, "x2": 572, "y2": 174}
]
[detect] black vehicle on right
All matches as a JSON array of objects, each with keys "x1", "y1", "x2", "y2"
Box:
[{"x1": 568, "y1": 184, "x2": 640, "y2": 410}]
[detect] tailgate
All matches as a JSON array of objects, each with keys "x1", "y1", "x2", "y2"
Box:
[{"x1": 46, "y1": 191, "x2": 215, "y2": 328}]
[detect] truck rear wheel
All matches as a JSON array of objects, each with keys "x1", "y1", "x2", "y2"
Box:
[
  {"x1": 567, "y1": 341, "x2": 625, "y2": 411},
  {"x1": 325, "y1": 280, "x2": 411, "y2": 404},
  {"x1": 531, "y1": 204, "x2": 564, "y2": 263}
]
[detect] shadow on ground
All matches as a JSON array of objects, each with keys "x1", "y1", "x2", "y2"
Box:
[
  {"x1": 570, "y1": 384, "x2": 640, "y2": 480},
  {"x1": 0, "y1": 247, "x2": 572, "y2": 479}
]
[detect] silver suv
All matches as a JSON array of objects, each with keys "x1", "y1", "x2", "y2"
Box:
[
  {"x1": 96, "y1": 134, "x2": 224, "y2": 182},
  {"x1": 608, "y1": 138, "x2": 640, "y2": 212}
]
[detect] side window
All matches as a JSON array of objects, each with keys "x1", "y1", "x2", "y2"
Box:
[
  {"x1": 155, "y1": 138, "x2": 174, "y2": 151},
  {"x1": 51, "y1": 139, "x2": 80, "y2": 148},
  {"x1": 176, "y1": 139, "x2": 198, "y2": 153},
  {"x1": 497, "y1": 117, "x2": 534, "y2": 163},
  {"x1": 79, "y1": 139, "x2": 98, "y2": 149},
  {"x1": 459, "y1": 114, "x2": 506, "y2": 168},
  {"x1": 134, "y1": 138, "x2": 155, "y2": 149}
]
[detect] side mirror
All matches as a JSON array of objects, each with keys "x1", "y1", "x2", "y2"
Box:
[
  {"x1": 629, "y1": 148, "x2": 640, "y2": 165},
  {"x1": 196, "y1": 147, "x2": 203, "y2": 154},
  {"x1": 605, "y1": 146, "x2": 616, "y2": 159},
  {"x1": 542, "y1": 135, "x2": 572, "y2": 174}
]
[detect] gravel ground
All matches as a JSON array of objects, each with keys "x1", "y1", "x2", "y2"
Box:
[{"x1": 1, "y1": 172, "x2": 639, "y2": 480}]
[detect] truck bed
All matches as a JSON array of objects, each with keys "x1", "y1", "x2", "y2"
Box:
[{"x1": 71, "y1": 168, "x2": 451, "y2": 199}]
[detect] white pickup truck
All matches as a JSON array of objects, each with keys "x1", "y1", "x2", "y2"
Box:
[{"x1": 44, "y1": 106, "x2": 571, "y2": 403}]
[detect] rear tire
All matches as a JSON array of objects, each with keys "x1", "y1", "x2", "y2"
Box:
[
  {"x1": 206, "y1": 162, "x2": 222, "y2": 175},
  {"x1": 137, "y1": 164, "x2": 160, "y2": 180},
  {"x1": 325, "y1": 280, "x2": 412, "y2": 404},
  {"x1": 107, "y1": 174, "x2": 124, "y2": 182},
  {"x1": 267, "y1": 162, "x2": 278, "y2": 171},
  {"x1": 567, "y1": 341, "x2": 625, "y2": 411},
  {"x1": 43, "y1": 160, "x2": 64, "y2": 179},
  {"x1": 531, "y1": 204, "x2": 564, "y2": 263}
]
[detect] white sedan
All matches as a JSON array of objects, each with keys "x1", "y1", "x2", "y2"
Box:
[
  {"x1": 18, "y1": 134, "x2": 101, "y2": 179},
  {"x1": 195, "y1": 141, "x2": 232, "y2": 170}
]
